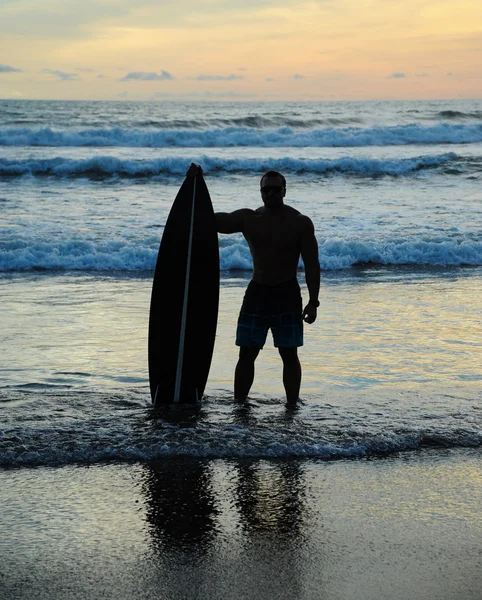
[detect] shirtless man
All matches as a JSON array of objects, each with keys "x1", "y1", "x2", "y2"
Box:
[{"x1": 187, "y1": 164, "x2": 320, "y2": 404}]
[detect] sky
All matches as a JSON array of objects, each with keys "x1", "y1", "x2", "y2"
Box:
[{"x1": 1, "y1": 0, "x2": 481, "y2": 101}]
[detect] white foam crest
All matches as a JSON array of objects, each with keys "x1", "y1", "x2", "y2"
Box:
[
  {"x1": 219, "y1": 242, "x2": 253, "y2": 270},
  {"x1": 0, "y1": 237, "x2": 158, "y2": 271},
  {"x1": 1, "y1": 235, "x2": 481, "y2": 272},
  {"x1": 0, "y1": 153, "x2": 459, "y2": 179},
  {"x1": 318, "y1": 238, "x2": 482, "y2": 268},
  {"x1": 1, "y1": 123, "x2": 482, "y2": 147},
  {"x1": 1, "y1": 421, "x2": 481, "y2": 467}
]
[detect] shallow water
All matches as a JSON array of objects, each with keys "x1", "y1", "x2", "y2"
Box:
[
  {"x1": 2, "y1": 98, "x2": 482, "y2": 599},
  {"x1": 1, "y1": 268, "x2": 481, "y2": 467}
]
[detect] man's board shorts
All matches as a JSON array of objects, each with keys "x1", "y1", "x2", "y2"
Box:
[{"x1": 236, "y1": 279, "x2": 303, "y2": 349}]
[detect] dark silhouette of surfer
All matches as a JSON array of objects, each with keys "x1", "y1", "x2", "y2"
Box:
[{"x1": 187, "y1": 164, "x2": 320, "y2": 404}]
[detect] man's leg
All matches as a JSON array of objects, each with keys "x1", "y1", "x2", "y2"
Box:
[
  {"x1": 234, "y1": 346, "x2": 260, "y2": 400},
  {"x1": 278, "y1": 347, "x2": 301, "y2": 403}
]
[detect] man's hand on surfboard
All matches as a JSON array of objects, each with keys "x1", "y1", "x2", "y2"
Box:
[{"x1": 186, "y1": 163, "x2": 203, "y2": 177}]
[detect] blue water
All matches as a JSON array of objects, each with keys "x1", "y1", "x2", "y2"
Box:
[{"x1": 0, "y1": 99, "x2": 481, "y2": 468}]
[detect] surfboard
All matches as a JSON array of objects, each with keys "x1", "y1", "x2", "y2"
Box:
[{"x1": 148, "y1": 174, "x2": 219, "y2": 405}]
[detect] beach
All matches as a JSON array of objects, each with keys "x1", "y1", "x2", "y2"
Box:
[
  {"x1": 2, "y1": 451, "x2": 482, "y2": 600},
  {"x1": 1, "y1": 98, "x2": 481, "y2": 598}
]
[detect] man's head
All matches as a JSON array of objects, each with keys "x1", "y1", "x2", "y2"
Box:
[{"x1": 260, "y1": 171, "x2": 286, "y2": 209}]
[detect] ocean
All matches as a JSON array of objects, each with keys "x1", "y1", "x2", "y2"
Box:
[{"x1": 1, "y1": 99, "x2": 481, "y2": 599}]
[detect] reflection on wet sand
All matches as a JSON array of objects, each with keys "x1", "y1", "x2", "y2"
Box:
[
  {"x1": 144, "y1": 458, "x2": 218, "y2": 552},
  {"x1": 234, "y1": 459, "x2": 305, "y2": 538},
  {"x1": 142, "y1": 403, "x2": 310, "y2": 598},
  {"x1": 143, "y1": 406, "x2": 217, "y2": 554}
]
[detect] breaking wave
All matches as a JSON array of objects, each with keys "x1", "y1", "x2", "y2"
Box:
[
  {"x1": 1, "y1": 390, "x2": 481, "y2": 467},
  {"x1": 0, "y1": 153, "x2": 460, "y2": 179},
  {"x1": 1, "y1": 123, "x2": 482, "y2": 147},
  {"x1": 1, "y1": 233, "x2": 481, "y2": 272}
]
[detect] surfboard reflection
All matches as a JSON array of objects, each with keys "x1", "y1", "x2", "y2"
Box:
[{"x1": 143, "y1": 458, "x2": 218, "y2": 552}]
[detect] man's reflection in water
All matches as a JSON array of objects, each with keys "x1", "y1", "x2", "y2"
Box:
[
  {"x1": 235, "y1": 459, "x2": 305, "y2": 537},
  {"x1": 231, "y1": 401, "x2": 307, "y2": 596},
  {"x1": 233, "y1": 403, "x2": 306, "y2": 536},
  {"x1": 233, "y1": 458, "x2": 307, "y2": 598}
]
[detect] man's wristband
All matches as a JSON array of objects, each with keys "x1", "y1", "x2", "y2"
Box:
[{"x1": 308, "y1": 299, "x2": 320, "y2": 308}]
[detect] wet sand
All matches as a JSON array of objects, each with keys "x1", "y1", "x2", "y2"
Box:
[{"x1": 2, "y1": 449, "x2": 481, "y2": 600}]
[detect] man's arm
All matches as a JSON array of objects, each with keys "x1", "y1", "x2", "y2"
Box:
[
  {"x1": 215, "y1": 209, "x2": 252, "y2": 234},
  {"x1": 299, "y1": 216, "x2": 320, "y2": 324}
]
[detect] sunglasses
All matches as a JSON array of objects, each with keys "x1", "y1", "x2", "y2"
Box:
[{"x1": 261, "y1": 186, "x2": 284, "y2": 194}]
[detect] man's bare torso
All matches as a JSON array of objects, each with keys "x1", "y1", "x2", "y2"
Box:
[
  {"x1": 239, "y1": 204, "x2": 305, "y2": 285},
  {"x1": 213, "y1": 169, "x2": 318, "y2": 290}
]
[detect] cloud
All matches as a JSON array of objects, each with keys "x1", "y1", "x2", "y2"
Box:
[
  {"x1": 388, "y1": 72, "x2": 406, "y2": 79},
  {"x1": 76, "y1": 68, "x2": 93, "y2": 73},
  {"x1": 43, "y1": 69, "x2": 80, "y2": 81},
  {"x1": 293, "y1": 73, "x2": 305, "y2": 79},
  {"x1": 0, "y1": 64, "x2": 22, "y2": 73},
  {"x1": 195, "y1": 74, "x2": 244, "y2": 81},
  {"x1": 97, "y1": 74, "x2": 107, "y2": 79},
  {"x1": 447, "y1": 72, "x2": 453, "y2": 76},
  {"x1": 121, "y1": 70, "x2": 174, "y2": 81},
  {"x1": 265, "y1": 78, "x2": 275, "y2": 82}
]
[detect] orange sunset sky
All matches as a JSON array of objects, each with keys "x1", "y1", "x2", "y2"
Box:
[{"x1": 1, "y1": 0, "x2": 481, "y2": 101}]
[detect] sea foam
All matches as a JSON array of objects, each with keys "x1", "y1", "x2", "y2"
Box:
[
  {"x1": 0, "y1": 153, "x2": 460, "y2": 179},
  {"x1": 0, "y1": 122, "x2": 481, "y2": 147},
  {"x1": 1, "y1": 414, "x2": 480, "y2": 466},
  {"x1": 1, "y1": 234, "x2": 481, "y2": 272}
]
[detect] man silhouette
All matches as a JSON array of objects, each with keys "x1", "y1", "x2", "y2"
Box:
[{"x1": 187, "y1": 164, "x2": 320, "y2": 403}]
